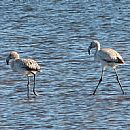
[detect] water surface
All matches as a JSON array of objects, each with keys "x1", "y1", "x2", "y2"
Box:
[{"x1": 0, "y1": 0, "x2": 130, "y2": 129}]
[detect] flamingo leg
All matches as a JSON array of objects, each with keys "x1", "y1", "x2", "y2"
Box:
[
  {"x1": 27, "y1": 76, "x2": 30, "y2": 98},
  {"x1": 93, "y1": 68, "x2": 104, "y2": 95},
  {"x1": 114, "y1": 68, "x2": 124, "y2": 94},
  {"x1": 33, "y1": 74, "x2": 38, "y2": 96}
]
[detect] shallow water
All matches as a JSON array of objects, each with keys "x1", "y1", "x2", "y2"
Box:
[{"x1": 0, "y1": 0, "x2": 130, "y2": 129}]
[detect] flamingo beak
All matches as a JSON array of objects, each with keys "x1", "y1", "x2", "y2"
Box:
[
  {"x1": 6, "y1": 57, "x2": 10, "y2": 65},
  {"x1": 88, "y1": 46, "x2": 91, "y2": 55}
]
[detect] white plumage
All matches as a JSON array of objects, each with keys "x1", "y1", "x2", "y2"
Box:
[
  {"x1": 88, "y1": 40, "x2": 125, "y2": 95},
  {"x1": 6, "y1": 51, "x2": 41, "y2": 98}
]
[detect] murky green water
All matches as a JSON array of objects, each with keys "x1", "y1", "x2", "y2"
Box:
[{"x1": 0, "y1": 0, "x2": 130, "y2": 129}]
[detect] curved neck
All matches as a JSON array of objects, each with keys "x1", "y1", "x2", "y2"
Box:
[
  {"x1": 94, "y1": 42, "x2": 101, "y2": 60},
  {"x1": 15, "y1": 57, "x2": 20, "y2": 60},
  {"x1": 14, "y1": 55, "x2": 20, "y2": 60},
  {"x1": 96, "y1": 42, "x2": 101, "y2": 51}
]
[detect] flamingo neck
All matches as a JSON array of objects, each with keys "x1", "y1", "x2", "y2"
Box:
[
  {"x1": 15, "y1": 57, "x2": 20, "y2": 59},
  {"x1": 94, "y1": 42, "x2": 101, "y2": 60},
  {"x1": 14, "y1": 56, "x2": 20, "y2": 60},
  {"x1": 96, "y1": 42, "x2": 101, "y2": 51}
]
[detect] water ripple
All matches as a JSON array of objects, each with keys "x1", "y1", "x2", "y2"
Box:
[{"x1": 0, "y1": 0, "x2": 130, "y2": 129}]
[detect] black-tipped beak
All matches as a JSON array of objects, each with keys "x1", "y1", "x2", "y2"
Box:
[
  {"x1": 6, "y1": 58, "x2": 9, "y2": 65},
  {"x1": 88, "y1": 47, "x2": 91, "y2": 55}
]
